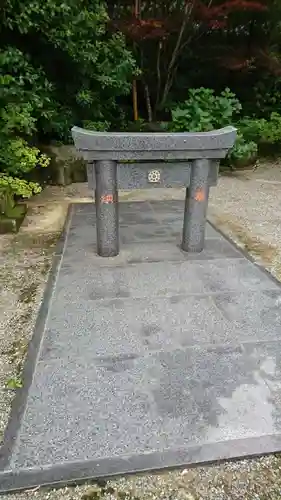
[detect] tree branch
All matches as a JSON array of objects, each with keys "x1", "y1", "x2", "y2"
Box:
[{"x1": 159, "y1": 0, "x2": 195, "y2": 109}]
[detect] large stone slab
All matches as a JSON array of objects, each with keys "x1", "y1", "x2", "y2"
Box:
[{"x1": 0, "y1": 201, "x2": 281, "y2": 493}]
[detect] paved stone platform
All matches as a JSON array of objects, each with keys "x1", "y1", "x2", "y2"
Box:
[{"x1": 1, "y1": 200, "x2": 281, "y2": 493}]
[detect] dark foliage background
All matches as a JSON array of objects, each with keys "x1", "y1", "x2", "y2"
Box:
[{"x1": 1, "y1": 0, "x2": 281, "y2": 206}]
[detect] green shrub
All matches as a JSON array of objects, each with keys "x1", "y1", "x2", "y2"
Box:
[
  {"x1": 250, "y1": 78, "x2": 281, "y2": 118},
  {"x1": 82, "y1": 120, "x2": 111, "y2": 131},
  {"x1": 0, "y1": 50, "x2": 51, "y2": 214},
  {"x1": 0, "y1": 138, "x2": 49, "y2": 177},
  {"x1": 238, "y1": 113, "x2": 281, "y2": 145},
  {"x1": 0, "y1": 1, "x2": 137, "y2": 213},
  {"x1": 0, "y1": 138, "x2": 49, "y2": 216},
  {"x1": 1, "y1": 2, "x2": 137, "y2": 142},
  {"x1": 0, "y1": 175, "x2": 42, "y2": 216},
  {"x1": 226, "y1": 135, "x2": 258, "y2": 167},
  {"x1": 169, "y1": 88, "x2": 241, "y2": 132},
  {"x1": 169, "y1": 87, "x2": 257, "y2": 167}
]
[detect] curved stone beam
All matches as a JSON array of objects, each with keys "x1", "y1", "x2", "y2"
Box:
[{"x1": 71, "y1": 126, "x2": 237, "y2": 161}]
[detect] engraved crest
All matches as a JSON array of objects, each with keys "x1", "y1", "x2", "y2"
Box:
[{"x1": 148, "y1": 169, "x2": 161, "y2": 183}]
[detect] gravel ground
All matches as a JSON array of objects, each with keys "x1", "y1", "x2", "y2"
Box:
[
  {"x1": 0, "y1": 233, "x2": 58, "y2": 443},
  {"x1": 1, "y1": 161, "x2": 281, "y2": 499}
]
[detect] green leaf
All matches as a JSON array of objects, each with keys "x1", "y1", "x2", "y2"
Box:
[{"x1": 6, "y1": 377, "x2": 23, "y2": 389}]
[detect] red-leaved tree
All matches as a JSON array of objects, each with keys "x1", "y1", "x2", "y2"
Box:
[{"x1": 108, "y1": 0, "x2": 269, "y2": 119}]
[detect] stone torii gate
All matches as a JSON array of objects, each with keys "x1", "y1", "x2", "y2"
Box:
[{"x1": 72, "y1": 126, "x2": 236, "y2": 257}]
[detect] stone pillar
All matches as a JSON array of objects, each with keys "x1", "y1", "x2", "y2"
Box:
[
  {"x1": 182, "y1": 158, "x2": 210, "y2": 253},
  {"x1": 94, "y1": 160, "x2": 119, "y2": 257}
]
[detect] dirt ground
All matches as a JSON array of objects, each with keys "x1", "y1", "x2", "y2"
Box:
[{"x1": 0, "y1": 160, "x2": 281, "y2": 499}]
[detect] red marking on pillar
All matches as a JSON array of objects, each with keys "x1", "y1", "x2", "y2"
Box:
[
  {"x1": 194, "y1": 189, "x2": 205, "y2": 202},
  {"x1": 101, "y1": 194, "x2": 114, "y2": 204}
]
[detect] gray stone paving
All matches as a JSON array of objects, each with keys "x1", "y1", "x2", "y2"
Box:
[{"x1": 1, "y1": 200, "x2": 281, "y2": 493}]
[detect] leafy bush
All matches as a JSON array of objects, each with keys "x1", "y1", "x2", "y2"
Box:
[
  {"x1": 250, "y1": 78, "x2": 281, "y2": 118},
  {"x1": 0, "y1": 49, "x2": 51, "y2": 214},
  {"x1": 0, "y1": 1, "x2": 137, "y2": 211},
  {"x1": 238, "y1": 113, "x2": 281, "y2": 146},
  {"x1": 0, "y1": 138, "x2": 49, "y2": 177},
  {"x1": 0, "y1": 175, "x2": 42, "y2": 216},
  {"x1": 1, "y1": 2, "x2": 137, "y2": 142},
  {"x1": 169, "y1": 88, "x2": 242, "y2": 132},
  {"x1": 227, "y1": 135, "x2": 258, "y2": 167},
  {"x1": 169, "y1": 87, "x2": 257, "y2": 167},
  {"x1": 0, "y1": 139, "x2": 49, "y2": 215},
  {"x1": 82, "y1": 120, "x2": 111, "y2": 132}
]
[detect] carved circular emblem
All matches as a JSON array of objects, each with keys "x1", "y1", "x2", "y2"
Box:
[{"x1": 148, "y1": 169, "x2": 161, "y2": 183}]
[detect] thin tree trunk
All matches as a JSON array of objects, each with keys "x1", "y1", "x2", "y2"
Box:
[
  {"x1": 144, "y1": 83, "x2": 153, "y2": 122},
  {"x1": 159, "y1": 0, "x2": 194, "y2": 109},
  {"x1": 132, "y1": 0, "x2": 140, "y2": 121},
  {"x1": 132, "y1": 79, "x2": 138, "y2": 121},
  {"x1": 154, "y1": 40, "x2": 162, "y2": 114}
]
